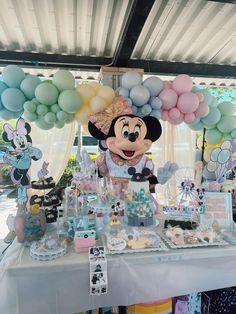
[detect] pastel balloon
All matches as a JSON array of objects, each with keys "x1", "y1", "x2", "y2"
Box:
[
  {"x1": 218, "y1": 101, "x2": 235, "y2": 116},
  {"x1": 56, "y1": 110, "x2": 69, "y2": 122},
  {"x1": 161, "y1": 110, "x2": 169, "y2": 121},
  {"x1": 97, "y1": 86, "x2": 115, "y2": 105},
  {"x1": 35, "y1": 116, "x2": 54, "y2": 130},
  {"x1": 169, "y1": 107, "x2": 180, "y2": 120},
  {"x1": 169, "y1": 113, "x2": 184, "y2": 125},
  {"x1": 150, "y1": 97, "x2": 162, "y2": 109},
  {"x1": 45, "y1": 112, "x2": 56, "y2": 124},
  {"x1": 201, "y1": 107, "x2": 221, "y2": 126},
  {"x1": 188, "y1": 120, "x2": 204, "y2": 131},
  {"x1": 150, "y1": 109, "x2": 161, "y2": 119},
  {"x1": 141, "y1": 104, "x2": 152, "y2": 116},
  {"x1": 2, "y1": 65, "x2": 25, "y2": 88},
  {"x1": 200, "y1": 90, "x2": 213, "y2": 106},
  {"x1": 186, "y1": 117, "x2": 200, "y2": 125},
  {"x1": 184, "y1": 113, "x2": 195, "y2": 123},
  {"x1": 65, "y1": 114, "x2": 75, "y2": 123},
  {"x1": 0, "y1": 99, "x2": 3, "y2": 111},
  {"x1": 55, "y1": 121, "x2": 65, "y2": 129},
  {"x1": 172, "y1": 74, "x2": 192, "y2": 95},
  {"x1": 1, "y1": 88, "x2": 26, "y2": 112},
  {"x1": 209, "y1": 97, "x2": 218, "y2": 107},
  {"x1": 131, "y1": 105, "x2": 138, "y2": 115},
  {"x1": 52, "y1": 70, "x2": 75, "y2": 91},
  {"x1": 136, "y1": 108, "x2": 144, "y2": 118},
  {"x1": 205, "y1": 128, "x2": 222, "y2": 144},
  {"x1": 121, "y1": 71, "x2": 142, "y2": 90},
  {"x1": 177, "y1": 92, "x2": 199, "y2": 113},
  {"x1": 125, "y1": 97, "x2": 133, "y2": 106},
  {"x1": 77, "y1": 84, "x2": 96, "y2": 105},
  {"x1": 32, "y1": 98, "x2": 40, "y2": 105},
  {"x1": 210, "y1": 148, "x2": 221, "y2": 162},
  {"x1": 194, "y1": 102, "x2": 209, "y2": 118},
  {"x1": 0, "y1": 81, "x2": 8, "y2": 95},
  {"x1": 23, "y1": 101, "x2": 37, "y2": 113},
  {"x1": 129, "y1": 85, "x2": 150, "y2": 107},
  {"x1": 202, "y1": 166, "x2": 217, "y2": 180},
  {"x1": 202, "y1": 122, "x2": 216, "y2": 130},
  {"x1": 88, "y1": 81, "x2": 101, "y2": 93},
  {"x1": 143, "y1": 76, "x2": 164, "y2": 96},
  {"x1": 36, "y1": 104, "x2": 48, "y2": 116},
  {"x1": 218, "y1": 149, "x2": 230, "y2": 164},
  {"x1": 20, "y1": 75, "x2": 41, "y2": 99},
  {"x1": 223, "y1": 133, "x2": 233, "y2": 141},
  {"x1": 58, "y1": 90, "x2": 82, "y2": 113},
  {"x1": 163, "y1": 81, "x2": 172, "y2": 89},
  {"x1": 217, "y1": 116, "x2": 236, "y2": 133},
  {"x1": 24, "y1": 111, "x2": 38, "y2": 122},
  {"x1": 204, "y1": 147, "x2": 214, "y2": 162},
  {"x1": 195, "y1": 92, "x2": 204, "y2": 102},
  {"x1": 0, "y1": 108, "x2": 19, "y2": 120},
  {"x1": 35, "y1": 83, "x2": 59, "y2": 105},
  {"x1": 51, "y1": 104, "x2": 61, "y2": 113},
  {"x1": 159, "y1": 89, "x2": 177, "y2": 109},
  {"x1": 75, "y1": 106, "x2": 94, "y2": 125},
  {"x1": 207, "y1": 161, "x2": 217, "y2": 172},
  {"x1": 89, "y1": 96, "x2": 107, "y2": 113},
  {"x1": 231, "y1": 128, "x2": 236, "y2": 139},
  {"x1": 221, "y1": 140, "x2": 232, "y2": 150},
  {"x1": 119, "y1": 87, "x2": 129, "y2": 98}
]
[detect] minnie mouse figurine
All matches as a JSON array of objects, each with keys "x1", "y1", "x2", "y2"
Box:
[{"x1": 2, "y1": 118, "x2": 42, "y2": 203}]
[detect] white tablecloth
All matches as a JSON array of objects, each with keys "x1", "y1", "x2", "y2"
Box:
[{"x1": 1, "y1": 239, "x2": 236, "y2": 314}]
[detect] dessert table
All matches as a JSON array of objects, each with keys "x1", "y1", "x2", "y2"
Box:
[{"x1": 1, "y1": 237, "x2": 236, "y2": 314}]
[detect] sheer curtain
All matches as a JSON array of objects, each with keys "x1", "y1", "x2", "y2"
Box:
[
  {"x1": 152, "y1": 122, "x2": 196, "y2": 203},
  {"x1": 30, "y1": 122, "x2": 76, "y2": 184}
]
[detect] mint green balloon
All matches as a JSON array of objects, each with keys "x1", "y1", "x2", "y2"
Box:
[
  {"x1": 2, "y1": 65, "x2": 25, "y2": 88},
  {"x1": 20, "y1": 75, "x2": 41, "y2": 99},
  {"x1": 211, "y1": 148, "x2": 221, "y2": 162},
  {"x1": 35, "y1": 83, "x2": 59, "y2": 105},
  {"x1": 55, "y1": 121, "x2": 65, "y2": 129},
  {"x1": 218, "y1": 101, "x2": 235, "y2": 116},
  {"x1": 217, "y1": 116, "x2": 236, "y2": 133},
  {"x1": 24, "y1": 111, "x2": 38, "y2": 122},
  {"x1": 65, "y1": 113, "x2": 75, "y2": 123},
  {"x1": 224, "y1": 133, "x2": 233, "y2": 140},
  {"x1": 218, "y1": 149, "x2": 230, "y2": 164},
  {"x1": 32, "y1": 98, "x2": 41, "y2": 105},
  {"x1": 51, "y1": 104, "x2": 60, "y2": 113},
  {"x1": 56, "y1": 110, "x2": 69, "y2": 122},
  {"x1": 24, "y1": 100, "x2": 37, "y2": 113},
  {"x1": 231, "y1": 128, "x2": 236, "y2": 139},
  {"x1": 58, "y1": 90, "x2": 82, "y2": 113},
  {"x1": 35, "y1": 116, "x2": 54, "y2": 130},
  {"x1": 52, "y1": 70, "x2": 75, "y2": 92},
  {"x1": 205, "y1": 128, "x2": 222, "y2": 144},
  {"x1": 45, "y1": 112, "x2": 56, "y2": 124},
  {"x1": 37, "y1": 104, "x2": 48, "y2": 116},
  {"x1": 201, "y1": 107, "x2": 221, "y2": 126}
]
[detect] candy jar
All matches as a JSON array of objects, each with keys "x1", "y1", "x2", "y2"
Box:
[{"x1": 15, "y1": 204, "x2": 46, "y2": 246}]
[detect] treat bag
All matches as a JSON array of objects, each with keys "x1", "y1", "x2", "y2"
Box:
[{"x1": 15, "y1": 208, "x2": 46, "y2": 245}]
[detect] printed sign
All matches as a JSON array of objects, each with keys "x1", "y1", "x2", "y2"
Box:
[{"x1": 200, "y1": 192, "x2": 233, "y2": 228}]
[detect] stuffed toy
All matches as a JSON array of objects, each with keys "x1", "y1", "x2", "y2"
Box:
[{"x1": 88, "y1": 96, "x2": 178, "y2": 188}]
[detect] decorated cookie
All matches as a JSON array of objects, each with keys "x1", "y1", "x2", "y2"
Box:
[
  {"x1": 128, "y1": 237, "x2": 150, "y2": 249},
  {"x1": 107, "y1": 237, "x2": 127, "y2": 251}
]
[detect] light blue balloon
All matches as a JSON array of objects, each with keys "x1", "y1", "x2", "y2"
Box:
[
  {"x1": 192, "y1": 86, "x2": 200, "y2": 93},
  {"x1": 211, "y1": 148, "x2": 221, "y2": 162},
  {"x1": 20, "y1": 75, "x2": 41, "y2": 100},
  {"x1": 58, "y1": 90, "x2": 82, "y2": 114},
  {"x1": 218, "y1": 149, "x2": 230, "y2": 164},
  {"x1": 119, "y1": 87, "x2": 129, "y2": 98},
  {"x1": 121, "y1": 71, "x2": 142, "y2": 90},
  {"x1": 209, "y1": 97, "x2": 218, "y2": 107},
  {"x1": 141, "y1": 104, "x2": 152, "y2": 116},
  {"x1": 201, "y1": 107, "x2": 221, "y2": 126},
  {"x1": 45, "y1": 112, "x2": 56, "y2": 124},
  {"x1": 55, "y1": 121, "x2": 65, "y2": 129},
  {"x1": 188, "y1": 121, "x2": 205, "y2": 131},
  {"x1": 0, "y1": 99, "x2": 3, "y2": 110},
  {"x1": 205, "y1": 128, "x2": 222, "y2": 144},
  {"x1": 202, "y1": 123, "x2": 216, "y2": 129},
  {"x1": 0, "y1": 108, "x2": 19, "y2": 120},
  {"x1": 2, "y1": 65, "x2": 25, "y2": 88},
  {"x1": 202, "y1": 166, "x2": 217, "y2": 181},
  {"x1": 200, "y1": 89, "x2": 213, "y2": 106},
  {"x1": 125, "y1": 97, "x2": 133, "y2": 106},
  {"x1": 131, "y1": 105, "x2": 138, "y2": 115},
  {"x1": 143, "y1": 76, "x2": 164, "y2": 96},
  {"x1": 150, "y1": 97, "x2": 162, "y2": 109},
  {"x1": 35, "y1": 116, "x2": 54, "y2": 130},
  {"x1": 136, "y1": 108, "x2": 145, "y2": 118},
  {"x1": 130, "y1": 85, "x2": 150, "y2": 107},
  {"x1": 35, "y1": 83, "x2": 59, "y2": 105},
  {"x1": 1, "y1": 88, "x2": 26, "y2": 112},
  {"x1": 0, "y1": 81, "x2": 8, "y2": 95},
  {"x1": 150, "y1": 109, "x2": 161, "y2": 119}
]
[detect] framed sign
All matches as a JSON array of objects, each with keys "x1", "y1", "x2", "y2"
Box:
[{"x1": 200, "y1": 192, "x2": 233, "y2": 229}]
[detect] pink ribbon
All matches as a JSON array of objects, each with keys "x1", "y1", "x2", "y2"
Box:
[{"x1": 4, "y1": 118, "x2": 27, "y2": 140}]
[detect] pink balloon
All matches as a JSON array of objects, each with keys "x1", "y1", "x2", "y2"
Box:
[
  {"x1": 161, "y1": 110, "x2": 170, "y2": 121},
  {"x1": 169, "y1": 107, "x2": 181, "y2": 120},
  {"x1": 169, "y1": 113, "x2": 184, "y2": 125},
  {"x1": 195, "y1": 92, "x2": 204, "y2": 102},
  {"x1": 177, "y1": 92, "x2": 199, "y2": 114},
  {"x1": 172, "y1": 74, "x2": 193, "y2": 95},
  {"x1": 184, "y1": 113, "x2": 196, "y2": 123},
  {"x1": 159, "y1": 89, "x2": 178, "y2": 110},
  {"x1": 163, "y1": 81, "x2": 172, "y2": 89},
  {"x1": 194, "y1": 101, "x2": 209, "y2": 118}
]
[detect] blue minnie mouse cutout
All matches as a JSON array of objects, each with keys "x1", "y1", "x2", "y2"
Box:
[{"x1": 2, "y1": 118, "x2": 42, "y2": 204}]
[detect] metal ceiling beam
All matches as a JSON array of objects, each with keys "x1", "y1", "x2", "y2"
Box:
[
  {"x1": 208, "y1": 1, "x2": 236, "y2": 4},
  {"x1": 113, "y1": 0, "x2": 155, "y2": 67},
  {"x1": 127, "y1": 59, "x2": 236, "y2": 78},
  {"x1": 0, "y1": 51, "x2": 112, "y2": 69}
]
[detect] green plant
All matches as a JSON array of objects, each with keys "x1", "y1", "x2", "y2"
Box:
[
  {"x1": 1, "y1": 165, "x2": 11, "y2": 179},
  {"x1": 56, "y1": 155, "x2": 79, "y2": 188}
]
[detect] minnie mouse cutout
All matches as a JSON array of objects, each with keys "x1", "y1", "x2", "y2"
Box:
[
  {"x1": 2, "y1": 118, "x2": 42, "y2": 204},
  {"x1": 88, "y1": 97, "x2": 162, "y2": 187}
]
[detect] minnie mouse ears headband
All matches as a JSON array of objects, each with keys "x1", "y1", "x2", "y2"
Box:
[
  {"x1": 89, "y1": 96, "x2": 132, "y2": 136},
  {"x1": 3, "y1": 118, "x2": 30, "y2": 141}
]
